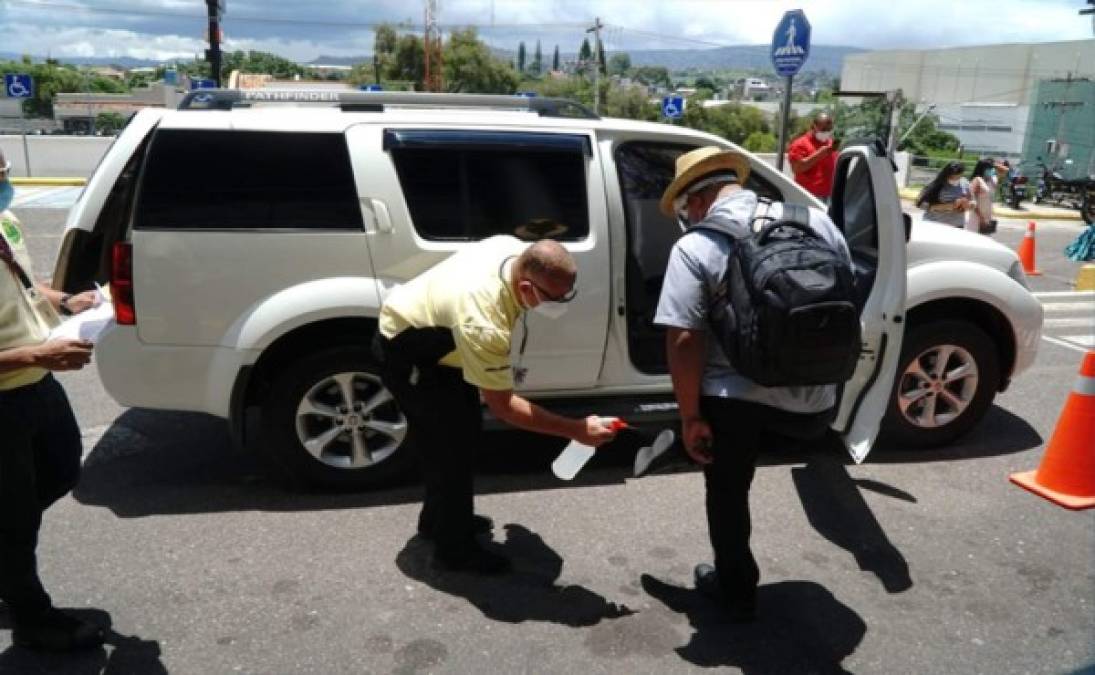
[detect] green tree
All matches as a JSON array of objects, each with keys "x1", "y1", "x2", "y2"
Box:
[
  {"x1": 517, "y1": 41, "x2": 527, "y2": 73},
  {"x1": 443, "y1": 28, "x2": 519, "y2": 94},
  {"x1": 389, "y1": 33, "x2": 426, "y2": 89},
  {"x1": 743, "y1": 130, "x2": 777, "y2": 152},
  {"x1": 220, "y1": 50, "x2": 305, "y2": 79},
  {"x1": 630, "y1": 66, "x2": 670, "y2": 89},
  {"x1": 95, "y1": 111, "x2": 126, "y2": 135},
  {"x1": 552, "y1": 45, "x2": 560, "y2": 72},
  {"x1": 607, "y1": 52, "x2": 631, "y2": 77},
  {"x1": 530, "y1": 40, "x2": 542, "y2": 76},
  {"x1": 578, "y1": 38, "x2": 592, "y2": 65},
  {"x1": 603, "y1": 84, "x2": 659, "y2": 121}
]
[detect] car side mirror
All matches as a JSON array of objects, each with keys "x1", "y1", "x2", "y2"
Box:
[{"x1": 903, "y1": 213, "x2": 912, "y2": 243}]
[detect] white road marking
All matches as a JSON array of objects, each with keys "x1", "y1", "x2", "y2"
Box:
[
  {"x1": 1042, "y1": 335, "x2": 1090, "y2": 354},
  {"x1": 1041, "y1": 302, "x2": 1095, "y2": 313},
  {"x1": 1033, "y1": 291, "x2": 1095, "y2": 299},
  {"x1": 1044, "y1": 317, "x2": 1095, "y2": 329}
]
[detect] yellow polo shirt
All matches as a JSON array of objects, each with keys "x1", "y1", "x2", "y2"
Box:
[
  {"x1": 0, "y1": 211, "x2": 49, "y2": 391},
  {"x1": 378, "y1": 236, "x2": 526, "y2": 391}
]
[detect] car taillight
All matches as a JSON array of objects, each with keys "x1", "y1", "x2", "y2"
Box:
[{"x1": 111, "y1": 242, "x2": 136, "y2": 325}]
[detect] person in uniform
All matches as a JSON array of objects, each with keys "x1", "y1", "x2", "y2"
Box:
[
  {"x1": 0, "y1": 151, "x2": 106, "y2": 651},
  {"x1": 374, "y1": 236, "x2": 618, "y2": 575}
]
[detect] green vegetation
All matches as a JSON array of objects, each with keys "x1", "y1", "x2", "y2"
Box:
[
  {"x1": 0, "y1": 56, "x2": 125, "y2": 117},
  {"x1": 95, "y1": 111, "x2": 126, "y2": 134}
]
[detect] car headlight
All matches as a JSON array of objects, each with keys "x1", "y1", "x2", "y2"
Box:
[{"x1": 1007, "y1": 260, "x2": 1031, "y2": 290}]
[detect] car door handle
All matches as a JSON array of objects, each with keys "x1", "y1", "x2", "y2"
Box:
[{"x1": 361, "y1": 198, "x2": 393, "y2": 233}]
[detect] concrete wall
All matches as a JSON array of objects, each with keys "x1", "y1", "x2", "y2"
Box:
[
  {"x1": 0, "y1": 134, "x2": 114, "y2": 177},
  {"x1": 841, "y1": 39, "x2": 1095, "y2": 106}
]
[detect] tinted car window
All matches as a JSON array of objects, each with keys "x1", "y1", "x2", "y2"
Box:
[
  {"x1": 136, "y1": 130, "x2": 362, "y2": 230},
  {"x1": 388, "y1": 132, "x2": 590, "y2": 242}
]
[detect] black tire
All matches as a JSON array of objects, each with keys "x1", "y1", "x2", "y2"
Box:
[
  {"x1": 881, "y1": 320, "x2": 1000, "y2": 448},
  {"x1": 260, "y1": 345, "x2": 415, "y2": 490}
]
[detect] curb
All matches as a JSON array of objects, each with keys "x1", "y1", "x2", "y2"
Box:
[
  {"x1": 10, "y1": 177, "x2": 87, "y2": 187},
  {"x1": 898, "y1": 187, "x2": 1082, "y2": 221}
]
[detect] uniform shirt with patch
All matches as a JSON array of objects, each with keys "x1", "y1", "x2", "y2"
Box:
[
  {"x1": 0, "y1": 211, "x2": 49, "y2": 391},
  {"x1": 654, "y1": 189, "x2": 852, "y2": 414},
  {"x1": 378, "y1": 236, "x2": 527, "y2": 391}
]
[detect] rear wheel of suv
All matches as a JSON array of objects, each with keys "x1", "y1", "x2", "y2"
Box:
[
  {"x1": 261, "y1": 345, "x2": 414, "y2": 490},
  {"x1": 881, "y1": 320, "x2": 1000, "y2": 448}
]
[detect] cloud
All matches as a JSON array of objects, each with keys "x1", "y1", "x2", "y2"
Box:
[{"x1": 0, "y1": 0, "x2": 1090, "y2": 61}]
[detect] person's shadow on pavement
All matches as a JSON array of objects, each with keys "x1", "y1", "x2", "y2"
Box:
[
  {"x1": 0, "y1": 607, "x2": 166, "y2": 675},
  {"x1": 641, "y1": 575, "x2": 866, "y2": 674},
  {"x1": 396, "y1": 523, "x2": 634, "y2": 627},
  {"x1": 791, "y1": 450, "x2": 913, "y2": 594}
]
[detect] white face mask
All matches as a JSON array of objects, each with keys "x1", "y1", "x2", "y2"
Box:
[
  {"x1": 532, "y1": 300, "x2": 569, "y2": 320},
  {"x1": 815, "y1": 130, "x2": 833, "y2": 142}
]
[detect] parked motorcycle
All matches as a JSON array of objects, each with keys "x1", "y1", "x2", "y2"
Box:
[
  {"x1": 1002, "y1": 174, "x2": 1028, "y2": 209},
  {"x1": 1033, "y1": 162, "x2": 1095, "y2": 224}
]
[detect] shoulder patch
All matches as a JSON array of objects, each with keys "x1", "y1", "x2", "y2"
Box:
[{"x1": 1, "y1": 219, "x2": 21, "y2": 246}]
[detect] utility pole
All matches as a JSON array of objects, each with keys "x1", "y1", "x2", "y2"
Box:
[
  {"x1": 886, "y1": 89, "x2": 905, "y2": 158},
  {"x1": 424, "y1": 0, "x2": 442, "y2": 92},
  {"x1": 587, "y1": 17, "x2": 604, "y2": 114},
  {"x1": 1081, "y1": 0, "x2": 1094, "y2": 35},
  {"x1": 1043, "y1": 75, "x2": 1085, "y2": 176},
  {"x1": 205, "y1": 0, "x2": 224, "y2": 87}
]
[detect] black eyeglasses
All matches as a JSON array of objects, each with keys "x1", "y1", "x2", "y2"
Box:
[{"x1": 528, "y1": 278, "x2": 577, "y2": 303}]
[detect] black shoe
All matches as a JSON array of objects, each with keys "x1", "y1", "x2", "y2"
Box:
[
  {"x1": 13, "y1": 608, "x2": 105, "y2": 652},
  {"x1": 694, "y1": 564, "x2": 756, "y2": 623},
  {"x1": 418, "y1": 514, "x2": 494, "y2": 542},
  {"x1": 434, "y1": 544, "x2": 512, "y2": 575}
]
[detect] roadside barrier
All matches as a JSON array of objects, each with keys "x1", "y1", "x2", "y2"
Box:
[
  {"x1": 1017, "y1": 221, "x2": 1042, "y2": 276},
  {"x1": 1009, "y1": 350, "x2": 1095, "y2": 510}
]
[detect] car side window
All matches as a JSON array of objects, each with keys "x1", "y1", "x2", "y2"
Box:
[
  {"x1": 386, "y1": 130, "x2": 590, "y2": 242},
  {"x1": 834, "y1": 155, "x2": 880, "y2": 259},
  {"x1": 135, "y1": 130, "x2": 363, "y2": 231}
]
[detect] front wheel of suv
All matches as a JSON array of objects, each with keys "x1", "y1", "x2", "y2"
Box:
[
  {"x1": 881, "y1": 320, "x2": 1000, "y2": 448},
  {"x1": 260, "y1": 345, "x2": 414, "y2": 490}
]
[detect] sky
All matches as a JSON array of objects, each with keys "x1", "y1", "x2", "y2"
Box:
[{"x1": 0, "y1": 0, "x2": 1092, "y2": 62}]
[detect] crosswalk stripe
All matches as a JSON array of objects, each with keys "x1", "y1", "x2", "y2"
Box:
[
  {"x1": 1042, "y1": 302, "x2": 1095, "y2": 313},
  {"x1": 1034, "y1": 291, "x2": 1095, "y2": 299},
  {"x1": 1061, "y1": 335, "x2": 1095, "y2": 347},
  {"x1": 1042, "y1": 336, "x2": 1090, "y2": 353},
  {"x1": 1044, "y1": 317, "x2": 1095, "y2": 328}
]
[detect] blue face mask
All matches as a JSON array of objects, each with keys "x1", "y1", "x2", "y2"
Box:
[{"x1": 0, "y1": 180, "x2": 13, "y2": 213}]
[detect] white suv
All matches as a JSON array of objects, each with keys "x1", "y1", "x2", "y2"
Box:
[{"x1": 53, "y1": 90, "x2": 1042, "y2": 489}]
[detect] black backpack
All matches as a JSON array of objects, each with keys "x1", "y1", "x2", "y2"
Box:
[{"x1": 695, "y1": 200, "x2": 861, "y2": 387}]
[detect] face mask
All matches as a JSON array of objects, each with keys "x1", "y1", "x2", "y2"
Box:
[
  {"x1": 984, "y1": 169, "x2": 994, "y2": 179},
  {"x1": 532, "y1": 300, "x2": 569, "y2": 320},
  {"x1": 0, "y1": 180, "x2": 13, "y2": 213},
  {"x1": 815, "y1": 130, "x2": 833, "y2": 142}
]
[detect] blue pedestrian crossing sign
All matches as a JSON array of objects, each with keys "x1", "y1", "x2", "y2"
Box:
[
  {"x1": 662, "y1": 95, "x2": 684, "y2": 119},
  {"x1": 771, "y1": 10, "x2": 811, "y2": 77},
  {"x1": 4, "y1": 74, "x2": 34, "y2": 99},
  {"x1": 190, "y1": 78, "x2": 217, "y2": 90},
  {"x1": 360, "y1": 84, "x2": 383, "y2": 92}
]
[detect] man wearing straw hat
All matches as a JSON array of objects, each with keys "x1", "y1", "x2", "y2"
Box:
[{"x1": 654, "y1": 146, "x2": 851, "y2": 621}]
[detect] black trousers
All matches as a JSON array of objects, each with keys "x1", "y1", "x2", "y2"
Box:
[
  {"x1": 699, "y1": 396, "x2": 832, "y2": 609},
  {"x1": 0, "y1": 374, "x2": 83, "y2": 621},
  {"x1": 374, "y1": 330, "x2": 481, "y2": 557}
]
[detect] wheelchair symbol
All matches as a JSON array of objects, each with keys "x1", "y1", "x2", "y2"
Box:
[
  {"x1": 7, "y1": 79, "x2": 30, "y2": 98},
  {"x1": 193, "y1": 93, "x2": 214, "y2": 103}
]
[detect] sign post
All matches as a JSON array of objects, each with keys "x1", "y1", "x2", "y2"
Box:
[
  {"x1": 5, "y1": 74, "x2": 34, "y2": 177},
  {"x1": 205, "y1": 0, "x2": 225, "y2": 87},
  {"x1": 770, "y1": 9, "x2": 811, "y2": 171}
]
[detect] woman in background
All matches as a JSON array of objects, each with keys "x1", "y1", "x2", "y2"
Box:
[
  {"x1": 917, "y1": 161, "x2": 972, "y2": 228},
  {"x1": 968, "y1": 158, "x2": 998, "y2": 234}
]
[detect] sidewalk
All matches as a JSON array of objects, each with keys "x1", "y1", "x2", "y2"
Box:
[{"x1": 898, "y1": 187, "x2": 1084, "y2": 222}]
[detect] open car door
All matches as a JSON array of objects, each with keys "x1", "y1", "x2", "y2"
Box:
[{"x1": 827, "y1": 142, "x2": 907, "y2": 463}]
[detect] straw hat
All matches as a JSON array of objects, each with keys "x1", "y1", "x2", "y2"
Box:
[{"x1": 659, "y1": 146, "x2": 750, "y2": 217}]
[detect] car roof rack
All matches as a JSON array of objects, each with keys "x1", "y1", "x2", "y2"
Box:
[{"x1": 177, "y1": 89, "x2": 599, "y2": 120}]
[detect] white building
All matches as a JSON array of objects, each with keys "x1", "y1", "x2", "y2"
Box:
[{"x1": 841, "y1": 39, "x2": 1095, "y2": 157}]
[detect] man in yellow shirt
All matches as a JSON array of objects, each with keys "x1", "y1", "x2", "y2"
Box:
[
  {"x1": 375, "y1": 235, "x2": 618, "y2": 574},
  {"x1": 0, "y1": 152, "x2": 105, "y2": 651}
]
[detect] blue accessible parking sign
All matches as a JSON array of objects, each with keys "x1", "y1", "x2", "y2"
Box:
[
  {"x1": 662, "y1": 95, "x2": 684, "y2": 119},
  {"x1": 771, "y1": 10, "x2": 811, "y2": 77},
  {"x1": 4, "y1": 74, "x2": 34, "y2": 99}
]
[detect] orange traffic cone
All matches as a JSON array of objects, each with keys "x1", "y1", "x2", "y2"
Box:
[
  {"x1": 1010, "y1": 350, "x2": 1095, "y2": 510},
  {"x1": 1016, "y1": 220, "x2": 1042, "y2": 276}
]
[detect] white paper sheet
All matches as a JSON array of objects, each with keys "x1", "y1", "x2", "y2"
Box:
[{"x1": 48, "y1": 301, "x2": 114, "y2": 344}]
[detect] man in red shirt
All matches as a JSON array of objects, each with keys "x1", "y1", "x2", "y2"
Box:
[{"x1": 788, "y1": 112, "x2": 839, "y2": 200}]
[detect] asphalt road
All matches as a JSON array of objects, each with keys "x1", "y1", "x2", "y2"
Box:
[{"x1": 1, "y1": 198, "x2": 1093, "y2": 675}]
